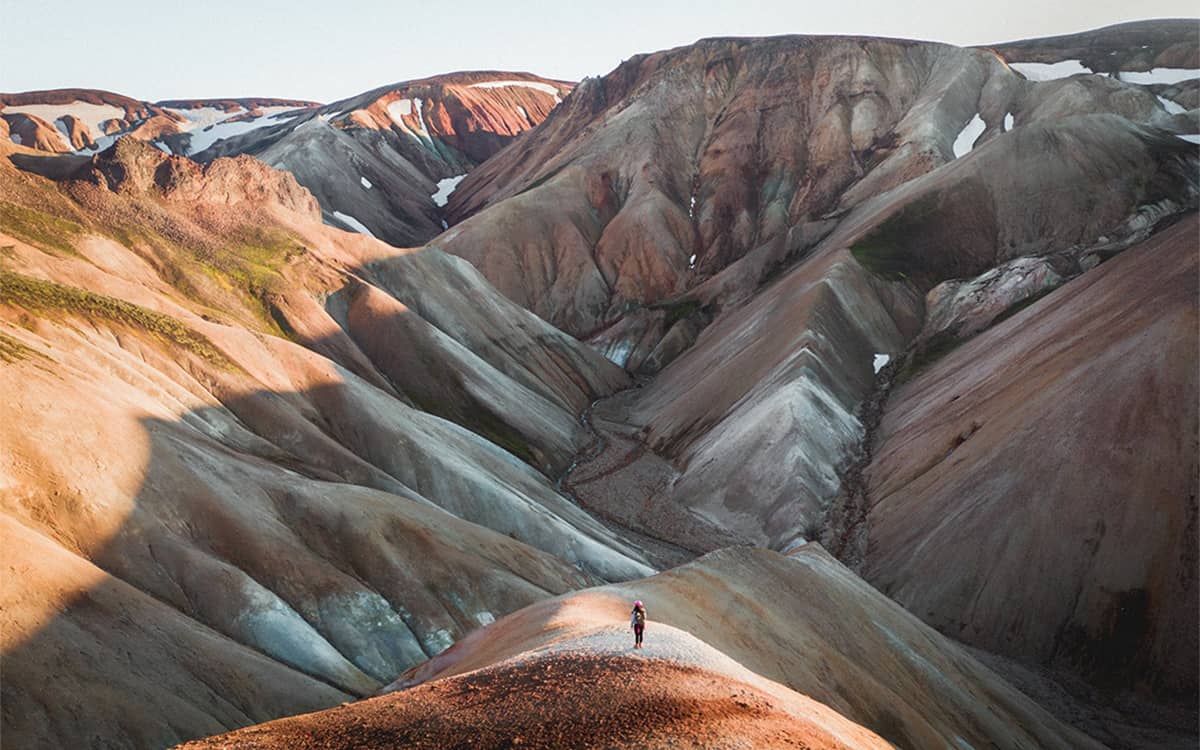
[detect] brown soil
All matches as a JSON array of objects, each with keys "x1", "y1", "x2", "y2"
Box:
[{"x1": 177, "y1": 652, "x2": 870, "y2": 750}]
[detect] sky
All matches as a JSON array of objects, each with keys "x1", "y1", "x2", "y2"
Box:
[{"x1": 2, "y1": 1, "x2": 1196, "y2": 103}]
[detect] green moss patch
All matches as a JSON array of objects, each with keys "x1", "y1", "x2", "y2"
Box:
[
  {"x1": 0, "y1": 331, "x2": 44, "y2": 364},
  {"x1": 0, "y1": 270, "x2": 233, "y2": 368},
  {"x1": 190, "y1": 226, "x2": 306, "y2": 338},
  {"x1": 0, "y1": 200, "x2": 86, "y2": 257},
  {"x1": 408, "y1": 388, "x2": 539, "y2": 467},
  {"x1": 107, "y1": 222, "x2": 307, "y2": 340}
]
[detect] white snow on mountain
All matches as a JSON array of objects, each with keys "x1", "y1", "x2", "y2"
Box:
[
  {"x1": 52, "y1": 120, "x2": 73, "y2": 147},
  {"x1": 183, "y1": 108, "x2": 299, "y2": 155},
  {"x1": 1010, "y1": 60, "x2": 1093, "y2": 81},
  {"x1": 2, "y1": 101, "x2": 125, "y2": 138},
  {"x1": 387, "y1": 99, "x2": 414, "y2": 120},
  {"x1": 432, "y1": 175, "x2": 466, "y2": 207},
  {"x1": 1116, "y1": 68, "x2": 1200, "y2": 85},
  {"x1": 332, "y1": 210, "x2": 375, "y2": 237},
  {"x1": 953, "y1": 114, "x2": 986, "y2": 157},
  {"x1": 1156, "y1": 96, "x2": 1187, "y2": 115},
  {"x1": 414, "y1": 98, "x2": 428, "y2": 134},
  {"x1": 163, "y1": 105, "x2": 247, "y2": 131}
]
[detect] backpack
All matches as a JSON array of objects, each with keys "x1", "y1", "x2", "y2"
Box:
[{"x1": 634, "y1": 608, "x2": 645, "y2": 626}]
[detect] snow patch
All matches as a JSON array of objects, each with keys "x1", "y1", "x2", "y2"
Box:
[
  {"x1": 1003, "y1": 112, "x2": 1014, "y2": 132},
  {"x1": 83, "y1": 134, "x2": 118, "y2": 153},
  {"x1": 53, "y1": 119, "x2": 73, "y2": 147},
  {"x1": 688, "y1": 253, "x2": 697, "y2": 269},
  {"x1": 475, "y1": 612, "x2": 495, "y2": 626},
  {"x1": 387, "y1": 99, "x2": 414, "y2": 119},
  {"x1": 441, "y1": 219, "x2": 449, "y2": 230},
  {"x1": 432, "y1": 174, "x2": 466, "y2": 207},
  {"x1": 952, "y1": 114, "x2": 986, "y2": 158},
  {"x1": 1117, "y1": 68, "x2": 1200, "y2": 85},
  {"x1": 3, "y1": 101, "x2": 125, "y2": 139},
  {"x1": 873, "y1": 354, "x2": 890, "y2": 374},
  {"x1": 413, "y1": 97, "x2": 428, "y2": 134},
  {"x1": 9, "y1": 133, "x2": 21, "y2": 145},
  {"x1": 332, "y1": 210, "x2": 375, "y2": 237},
  {"x1": 360, "y1": 176, "x2": 373, "y2": 189},
  {"x1": 163, "y1": 105, "x2": 247, "y2": 131},
  {"x1": 1177, "y1": 134, "x2": 1200, "y2": 144},
  {"x1": 516, "y1": 105, "x2": 528, "y2": 120},
  {"x1": 152, "y1": 141, "x2": 172, "y2": 154},
  {"x1": 388, "y1": 98, "x2": 430, "y2": 139},
  {"x1": 1010, "y1": 60, "x2": 1093, "y2": 81},
  {"x1": 184, "y1": 108, "x2": 299, "y2": 155},
  {"x1": 1157, "y1": 96, "x2": 1187, "y2": 115}
]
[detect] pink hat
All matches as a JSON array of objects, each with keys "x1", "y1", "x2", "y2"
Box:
[{"x1": 634, "y1": 600, "x2": 643, "y2": 607}]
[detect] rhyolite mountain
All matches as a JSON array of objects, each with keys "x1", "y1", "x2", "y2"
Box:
[
  {"x1": 2, "y1": 72, "x2": 571, "y2": 246},
  {"x1": 434, "y1": 23, "x2": 1196, "y2": 706},
  {"x1": 0, "y1": 89, "x2": 320, "y2": 154},
  {"x1": 1, "y1": 18, "x2": 1197, "y2": 750}
]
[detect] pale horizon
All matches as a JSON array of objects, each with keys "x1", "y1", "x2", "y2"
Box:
[{"x1": 1, "y1": 1, "x2": 1197, "y2": 103}]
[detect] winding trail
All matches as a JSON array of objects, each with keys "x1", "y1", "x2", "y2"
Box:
[
  {"x1": 555, "y1": 375, "x2": 744, "y2": 558},
  {"x1": 553, "y1": 396, "x2": 609, "y2": 496},
  {"x1": 552, "y1": 382, "x2": 693, "y2": 568}
]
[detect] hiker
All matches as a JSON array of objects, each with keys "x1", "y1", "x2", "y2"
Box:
[{"x1": 630, "y1": 600, "x2": 646, "y2": 649}]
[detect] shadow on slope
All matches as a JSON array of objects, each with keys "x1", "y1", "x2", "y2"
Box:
[{"x1": 0, "y1": 373, "x2": 628, "y2": 749}]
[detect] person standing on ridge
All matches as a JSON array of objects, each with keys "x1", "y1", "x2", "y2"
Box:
[{"x1": 630, "y1": 600, "x2": 646, "y2": 649}]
